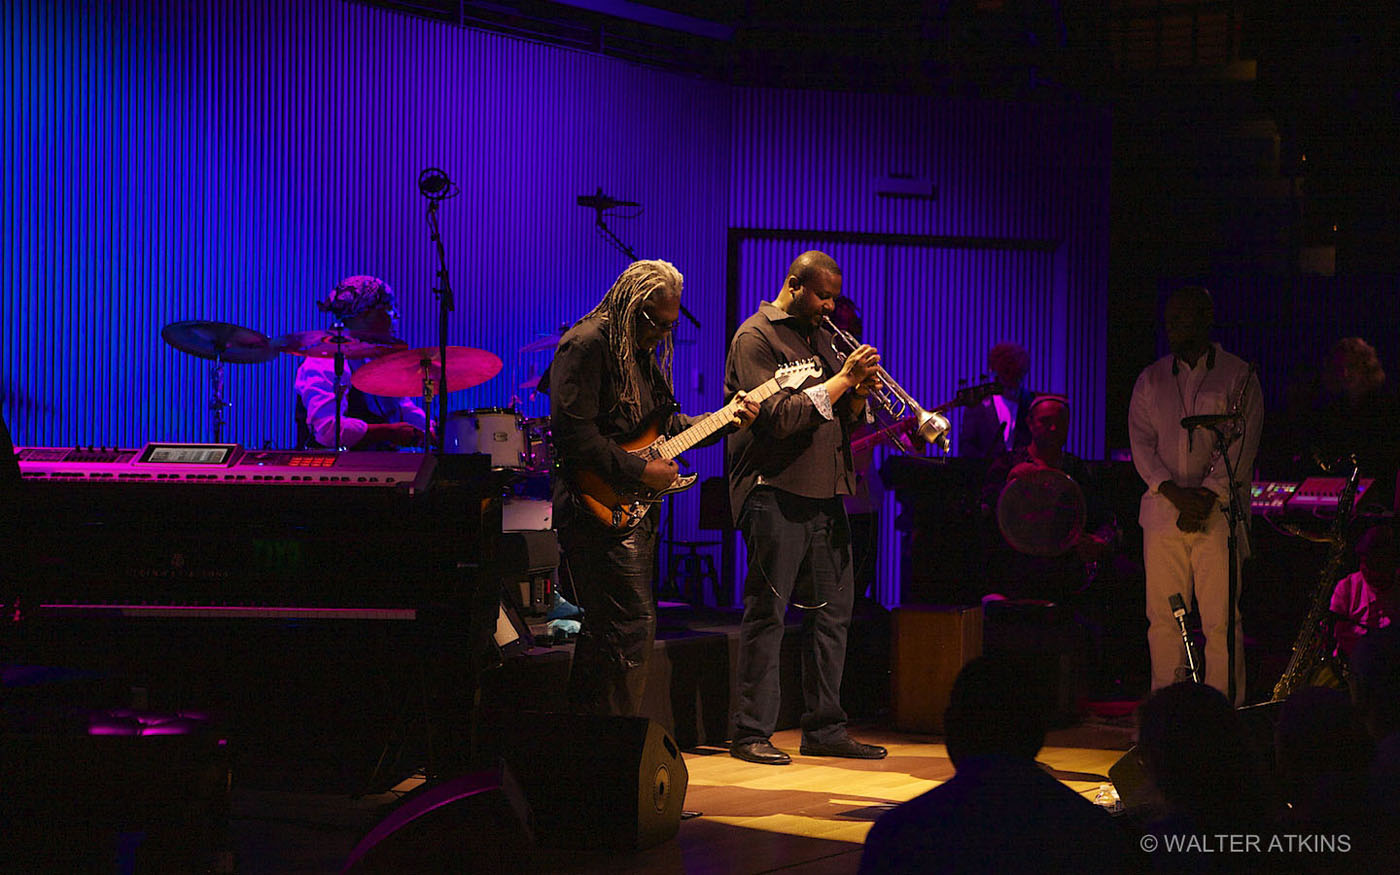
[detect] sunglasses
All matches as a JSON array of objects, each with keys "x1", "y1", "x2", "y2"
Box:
[{"x1": 639, "y1": 309, "x2": 680, "y2": 333}]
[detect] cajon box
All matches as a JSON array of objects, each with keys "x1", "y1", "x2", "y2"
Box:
[{"x1": 891, "y1": 605, "x2": 983, "y2": 733}]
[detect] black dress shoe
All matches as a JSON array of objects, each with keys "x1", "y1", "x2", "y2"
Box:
[
  {"x1": 799, "y1": 737, "x2": 888, "y2": 759},
  {"x1": 730, "y1": 740, "x2": 792, "y2": 765}
]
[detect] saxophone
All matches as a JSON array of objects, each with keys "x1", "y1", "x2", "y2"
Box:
[{"x1": 1270, "y1": 464, "x2": 1360, "y2": 701}]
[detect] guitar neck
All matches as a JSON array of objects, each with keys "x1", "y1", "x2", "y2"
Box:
[
  {"x1": 655, "y1": 376, "x2": 784, "y2": 459},
  {"x1": 851, "y1": 418, "x2": 914, "y2": 454}
]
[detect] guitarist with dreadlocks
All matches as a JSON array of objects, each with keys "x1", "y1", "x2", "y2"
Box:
[{"x1": 542, "y1": 259, "x2": 759, "y2": 717}]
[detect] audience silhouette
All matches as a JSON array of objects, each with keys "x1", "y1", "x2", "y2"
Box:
[{"x1": 859, "y1": 655, "x2": 1131, "y2": 873}]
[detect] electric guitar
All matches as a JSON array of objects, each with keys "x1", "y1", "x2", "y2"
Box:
[
  {"x1": 849, "y1": 381, "x2": 1000, "y2": 454},
  {"x1": 575, "y1": 358, "x2": 823, "y2": 531}
]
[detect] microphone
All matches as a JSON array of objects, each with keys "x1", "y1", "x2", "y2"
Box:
[
  {"x1": 1169, "y1": 593, "x2": 1203, "y2": 683},
  {"x1": 1169, "y1": 593, "x2": 1189, "y2": 625},
  {"x1": 1181, "y1": 412, "x2": 1240, "y2": 430},
  {"x1": 417, "y1": 167, "x2": 455, "y2": 200},
  {"x1": 576, "y1": 187, "x2": 639, "y2": 211}
]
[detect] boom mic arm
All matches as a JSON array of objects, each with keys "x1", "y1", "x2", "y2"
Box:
[{"x1": 576, "y1": 187, "x2": 640, "y2": 211}]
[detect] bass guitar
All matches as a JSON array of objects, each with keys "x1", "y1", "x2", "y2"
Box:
[{"x1": 575, "y1": 357, "x2": 822, "y2": 530}]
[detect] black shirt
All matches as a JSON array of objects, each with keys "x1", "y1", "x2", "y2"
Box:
[
  {"x1": 725, "y1": 302, "x2": 863, "y2": 524},
  {"x1": 543, "y1": 315, "x2": 703, "y2": 525}
]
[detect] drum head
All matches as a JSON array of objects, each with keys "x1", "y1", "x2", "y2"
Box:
[
  {"x1": 450, "y1": 406, "x2": 516, "y2": 418},
  {"x1": 996, "y1": 467, "x2": 1086, "y2": 557}
]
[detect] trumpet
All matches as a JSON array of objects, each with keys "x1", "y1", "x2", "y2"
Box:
[{"x1": 821, "y1": 316, "x2": 951, "y2": 452}]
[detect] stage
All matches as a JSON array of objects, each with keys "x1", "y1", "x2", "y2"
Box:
[{"x1": 229, "y1": 725, "x2": 1133, "y2": 873}]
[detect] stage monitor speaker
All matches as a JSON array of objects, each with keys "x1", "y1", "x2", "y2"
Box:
[
  {"x1": 479, "y1": 712, "x2": 687, "y2": 851},
  {"x1": 1108, "y1": 700, "x2": 1284, "y2": 815},
  {"x1": 343, "y1": 761, "x2": 534, "y2": 873},
  {"x1": 891, "y1": 605, "x2": 982, "y2": 733},
  {"x1": 1107, "y1": 745, "x2": 1154, "y2": 812}
]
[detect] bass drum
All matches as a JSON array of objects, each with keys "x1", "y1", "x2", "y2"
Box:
[{"x1": 446, "y1": 407, "x2": 526, "y2": 468}]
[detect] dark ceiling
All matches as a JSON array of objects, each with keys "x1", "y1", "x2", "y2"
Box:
[{"x1": 362, "y1": 0, "x2": 1400, "y2": 274}]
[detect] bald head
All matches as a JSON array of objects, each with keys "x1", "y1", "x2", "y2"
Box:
[
  {"x1": 787, "y1": 250, "x2": 842, "y2": 288},
  {"x1": 1165, "y1": 285, "x2": 1215, "y2": 364},
  {"x1": 1166, "y1": 285, "x2": 1214, "y2": 317},
  {"x1": 779, "y1": 250, "x2": 843, "y2": 328}
]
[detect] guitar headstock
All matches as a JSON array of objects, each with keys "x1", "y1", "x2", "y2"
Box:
[
  {"x1": 951, "y1": 381, "x2": 999, "y2": 408},
  {"x1": 775, "y1": 357, "x2": 822, "y2": 389}
]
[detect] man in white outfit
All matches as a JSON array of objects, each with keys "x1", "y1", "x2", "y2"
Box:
[{"x1": 1129, "y1": 286, "x2": 1262, "y2": 706}]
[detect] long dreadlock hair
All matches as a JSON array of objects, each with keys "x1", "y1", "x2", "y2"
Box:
[{"x1": 579, "y1": 259, "x2": 682, "y2": 421}]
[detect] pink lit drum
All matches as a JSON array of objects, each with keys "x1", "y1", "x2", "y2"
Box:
[{"x1": 446, "y1": 407, "x2": 526, "y2": 468}]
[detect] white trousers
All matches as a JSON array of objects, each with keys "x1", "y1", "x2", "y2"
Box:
[{"x1": 1143, "y1": 507, "x2": 1246, "y2": 706}]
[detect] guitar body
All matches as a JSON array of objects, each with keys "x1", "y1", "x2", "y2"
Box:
[
  {"x1": 573, "y1": 411, "x2": 698, "y2": 531},
  {"x1": 568, "y1": 360, "x2": 822, "y2": 532}
]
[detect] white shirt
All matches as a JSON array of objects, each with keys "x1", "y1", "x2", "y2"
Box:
[
  {"x1": 1128, "y1": 344, "x2": 1263, "y2": 533},
  {"x1": 1330, "y1": 569, "x2": 1395, "y2": 657},
  {"x1": 294, "y1": 356, "x2": 428, "y2": 448},
  {"x1": 992, "y1": 393, "x2": 1020, "y2": 451}
]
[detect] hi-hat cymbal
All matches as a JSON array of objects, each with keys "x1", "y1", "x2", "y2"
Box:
[
  {"x1": 519, "y1": 333, "x2": 561, "y2": 353},
  {"x1": 161, "y1": 320, "x2": 277, "y2": 364},
  {"x1": 272, "y1": 328, "x2": 407, "y2": 359},
  {"x1": 351, "y1": 346, "x2": 503, "y2": 396}
]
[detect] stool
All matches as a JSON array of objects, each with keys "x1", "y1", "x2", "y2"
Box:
[
  {"x1": 891, "y1": 605, "x2": 983, "y2": 733},
  {"x1": 664, "y1": 540, "x2": 721, "y2": 606}
]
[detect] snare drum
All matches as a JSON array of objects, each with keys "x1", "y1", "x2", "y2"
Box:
[{"x1": 446, "y1": 407, "x2": 526, "y2": 468}]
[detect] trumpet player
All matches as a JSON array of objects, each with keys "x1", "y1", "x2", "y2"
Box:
[{"x1": 724, "y1": 250, "x2": 889, "y2": 765}]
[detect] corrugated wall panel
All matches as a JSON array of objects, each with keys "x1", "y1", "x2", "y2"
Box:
[
  {"x1": 4, "y1": 0, "x2": 731, "y2": 457},
  {"x1": 5, "y1": 0, "x2": 1114, "y2": 608},
  {"x1": 727, "y1": 90, "x2": 1112, "y2": 605}
]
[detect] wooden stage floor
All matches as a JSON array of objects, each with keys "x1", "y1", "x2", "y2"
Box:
[{"x1": 232, "y1": 724, "x2": 1130, "y2": 873}]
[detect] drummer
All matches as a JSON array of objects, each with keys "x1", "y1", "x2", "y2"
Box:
[
  {"x1": 293, "y1": 275, "x2": 430, "y2": 450},
  {"x1": 978, "y1": 395, "x2": 1116, "y2": 603}
]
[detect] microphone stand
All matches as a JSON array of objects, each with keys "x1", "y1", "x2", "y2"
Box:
[
  {"x1": 210, "y1": 357, "x2": 229, "y2": 445},
  {"x1": 427, "y1": 199, "x2": 453, "y2": 453},
  {"x1": 1205, "y1": 420, "x2": 1245, "y2": 705},
  {"x1": 586, "y1": 203, "x2": 699, "y2": 331},
  {"x1": 331, "y1": 322, "x2": 347, "y2": 451},
  {"x1": 583, "y1": 195, "x2": 700, "y2": 597},
  {"x1": 1170, "y1": 593, "x2": 1202, "y2": 683}
]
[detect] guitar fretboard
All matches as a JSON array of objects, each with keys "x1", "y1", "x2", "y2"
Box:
[{"x1": 656, "y1": 377, "x2": 790, "y2": 458}]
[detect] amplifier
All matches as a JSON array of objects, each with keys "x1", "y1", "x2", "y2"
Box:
[{"x1": 17, "y1": 442, "x2": 435, "y2": 492}]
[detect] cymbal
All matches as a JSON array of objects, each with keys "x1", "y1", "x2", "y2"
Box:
[
  {"x1": 351, "y1": 346, "x2": 503, "y2": 396},
  {"x1": 161, "y1": 320, "x2": 277, "y2": 364},
  {"x1": 520, "y1": 375, "x2": 540, "y2": 390},
  {"x1": 272, "y1": 328, "x2": 407, "y2": 359},
  {"x1": 519, "y1": 333, "x2": 561, "y2": 353}
]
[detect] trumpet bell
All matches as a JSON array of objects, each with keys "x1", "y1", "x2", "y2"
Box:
[{"x1": 913, "y1": 409, "x2": 951, "y2": 447}]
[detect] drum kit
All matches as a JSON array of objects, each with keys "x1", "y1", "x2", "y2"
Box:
[{"x1": 159, "y1": 317, "x2": 555, "y2": 470}]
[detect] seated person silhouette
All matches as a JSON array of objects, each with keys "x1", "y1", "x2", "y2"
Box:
[{"x1": 859, "y1": 655, "x2": 1130, "y2": 874}]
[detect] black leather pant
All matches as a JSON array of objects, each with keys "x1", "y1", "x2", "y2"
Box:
[
  {"x1": 559, "y1": 512, "x2": 658, "y2": 717},
  {"x1": 733, "y1": 488, "x2": 854, "y2": 746}
]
